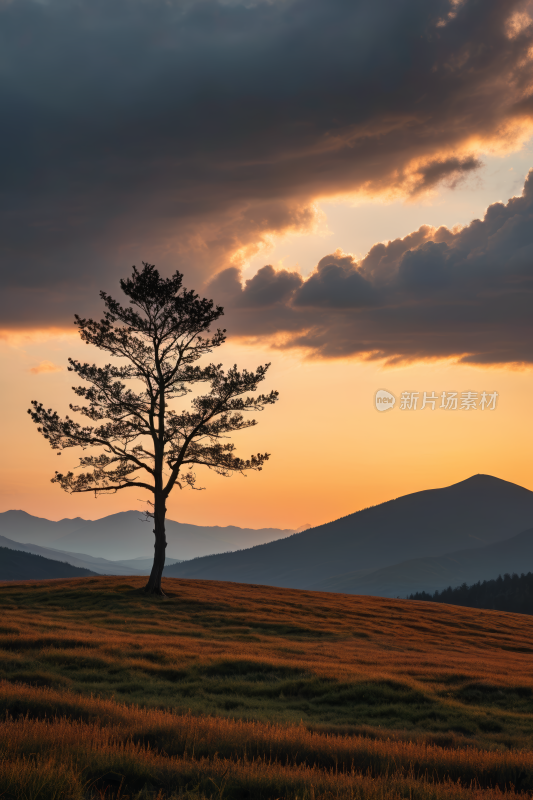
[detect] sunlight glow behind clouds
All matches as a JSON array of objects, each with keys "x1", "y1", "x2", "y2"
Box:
[
  {"x1": 213, "y1": 167, "x2": 533, "y2": 365},
  {"x1": 3, "y1": 0, "x2": 533, "y2": 524},
  {"x1": 2, "y1": 0, "x2": 533, "y2": 327}
]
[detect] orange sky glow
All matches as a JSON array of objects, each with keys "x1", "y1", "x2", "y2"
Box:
[
  {"x1": 3, "y1": 111, "x2": 533, "y2": 528},
  {"x1": 3, "y1": 333, "x2": 532, "y2": 529},
  {"x1": 3, "y1": 142, "x2": 533, "y2": 530}
]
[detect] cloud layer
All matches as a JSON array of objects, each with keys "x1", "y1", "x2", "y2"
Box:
[
  {"x1": 210, "y1": 171, "x2": 533, "y2": 365},
  {"x1": 2, "y1": 0, "x2": 533, "y2": 328},
  {"x1": 29, "y1": 361, "x2": 63, "y2": 375}
]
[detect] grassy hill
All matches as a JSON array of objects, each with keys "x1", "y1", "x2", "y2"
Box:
[
  {"x1": 1, "y1": 576, "x2": 533, "y2": 798},
  {"x1": 0, "y1": 546, "x2": 98, "y2": 580}
]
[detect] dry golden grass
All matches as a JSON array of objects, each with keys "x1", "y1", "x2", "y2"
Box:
[{"x1": 1, "y1": 576, "x2": 533, "y2": 798}]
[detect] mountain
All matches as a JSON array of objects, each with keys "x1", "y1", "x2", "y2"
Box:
[
  {"x1": 0, "y1": 546, "x2": 98, "y2": 581},
  {"x1": 0, "y1": 511, "x2": 86, "y2": 546},
  {"x1": 114, "y1": 556, "x2": 182, "y2": 572},
  {"x1": 0, "y1": 510, "x2": 296, "y2": 562},
  {"x1": 165, "y1": 475, "x2": 533, "y2": 589},
  {"x1": 0, "y1": 534, "x2": 182, "y2": 576},
  {"x1": 312, "y1": 525, "x2": 533, "y2": 597},
  {"x1": 0, "y1": 535, "x2": 149, "y2": 576}
]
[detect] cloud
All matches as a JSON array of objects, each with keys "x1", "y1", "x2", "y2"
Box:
[
  {"x1": 29, "y1": 361, "x2": 63, "y2": 374},
  {"x1": 410, "y1": 156, "x2": 483, "y2": 194},
  {"x1": 239, "y1": 264, "x2": 304, "y2": 307},
  {"x1": 2, "y1": 0, "x2": 533, "y2": 325},
  {"x1": 293, "y1": 252, "x2": 377, "y2": 309},
  {"x1": 209, "y1": 171, "x2": 533, "y2": 366},
  {"x1": 0, "y1": 328, "x2": 76, "y2": 345}
]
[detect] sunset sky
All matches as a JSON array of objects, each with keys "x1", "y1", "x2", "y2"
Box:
[{"x1": 2, "y1": 0, "x2": 533, "y2": 528}]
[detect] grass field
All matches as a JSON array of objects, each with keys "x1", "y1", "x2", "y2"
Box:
[{"x1": 1, "y1": 576, "x2": 533, "y2": 799}]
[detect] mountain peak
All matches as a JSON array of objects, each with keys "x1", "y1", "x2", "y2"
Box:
[
  {"x1": 447, "y1": 474, "x2": 528, "y2": 491},
  {"x1": 461, "y1": 474, "x2": 503, "y2": 482},
  {"x1": 2, "y1": 509, "x2": 33, "y2": 517}
]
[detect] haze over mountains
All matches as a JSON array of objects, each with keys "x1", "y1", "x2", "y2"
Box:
[
  {"x1": 0, "y1": 534, "x2": 179, "y2": 577},
  {"x1": 0, "y1": 547, "x2": 97, "y2": 581},
  {"x1": 3, "y1": 475, "x2": 533, "y2": 596},
  {"x1": 313, "y1": 526, "x2": 533, "y2": 597},
  {"x1": 0, "y1": 510, "x2": 300, "y2": 564},
  {"x1": 166, "y1": 475, "x2": 533, "y2": 595}
]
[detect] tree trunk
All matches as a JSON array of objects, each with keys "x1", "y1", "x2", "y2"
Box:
[{"x1": 144, "y1": 493, "x2": 167, "y2": 595}]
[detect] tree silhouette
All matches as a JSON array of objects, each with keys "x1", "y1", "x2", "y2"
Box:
[{"x1": 29, "y1": 263, "x2": 278, "y2": 594}]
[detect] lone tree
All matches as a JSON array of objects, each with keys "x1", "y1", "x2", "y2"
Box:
[{"x1": 29, "y1": 263, "x2": 278, "y2": 594}]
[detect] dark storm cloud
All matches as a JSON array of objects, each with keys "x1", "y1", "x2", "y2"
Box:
[
  {"x1": 411, "y1": 156, "x2": 483, "y2": 193},
  {"x1": 293, "y1": 253, "x2": 377, "y2": 308},
  {"x1": 239, "y1": 265, "x2": 304, "y2": 308},
  {"x1": 212, "y1": 171, "x2": 533, "y2": 365},
  {"x1": 2, "y1": 0, "x2": 533, "y2": 328}
]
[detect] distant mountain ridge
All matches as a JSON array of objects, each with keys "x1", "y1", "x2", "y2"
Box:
[
  {"x1": 0, "y1": 534, "x2": 182, "y2": 576},
  {"x1": 0, "y1": 511, "x2": 86, "y2": 545},
  {"x1": 0, "y1": 547, "x2": 97, "y2": 581},
  {"x1": 0, "y1": 510, "x2": 298, "y2": 562},
  {"x1": 5, "y1": 474, "x2": 533, "y2": 595},
  {"x1": 165, "y1": 475, "x2": 533, "y2": 592},
  {"x1": 312, "y1": 525, "x2": 533, "y2": 597}
]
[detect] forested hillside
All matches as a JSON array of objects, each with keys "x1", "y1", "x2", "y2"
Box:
[
  {"x1": 0, "y1": 547, "x2": 97, "y2": 581},
  {"x1": 409, "y1": 572, "x2": 533, "y2": 615}
]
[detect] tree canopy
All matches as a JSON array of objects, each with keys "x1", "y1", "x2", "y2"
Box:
[{"x1": 29, "y1": 263, "x2": 278, "y2": 593}]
